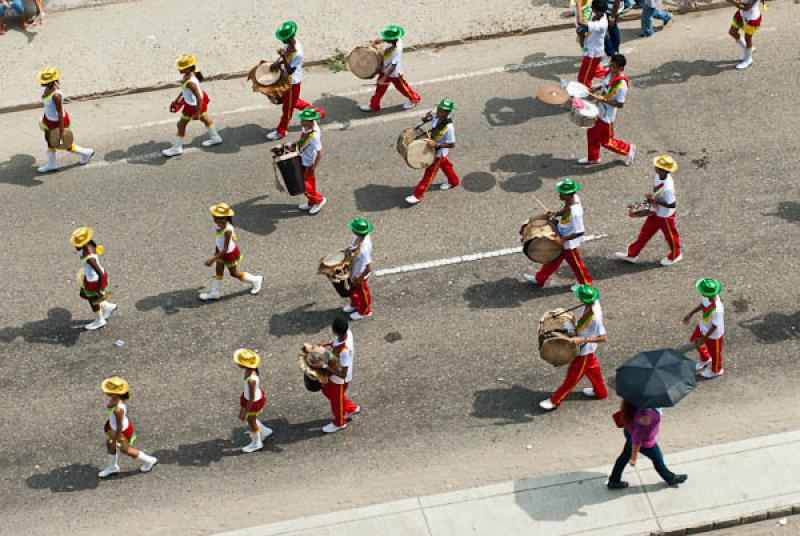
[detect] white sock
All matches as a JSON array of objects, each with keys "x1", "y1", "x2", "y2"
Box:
[
  {"x1": 137, "y1": 451, "x2": 156, "y2": 464},
  {"x1": 47, "y1": 150, "x2": 58, "y2": 165},
  {"x1": 106, "y1": 453, "x2": 118, "y2": 466},
  {"x1": 173, "y1": 137, "x2": 184, "y2": 148},
  {"x1": 257, "y1": 419, "x2": 271, "y2": 432},
  {"x1": 72, "y1": 144, "x2": 92, "y2": 156},
  {"x1": 208, "y1": 126, "x2": 220, "y2": 138},
  {"x1": 241, "y1": 272, "x2": 255, "y2": 283}
]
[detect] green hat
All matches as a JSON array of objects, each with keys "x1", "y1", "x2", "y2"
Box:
[
  {"x1": 574, "y1": 284, "x2": 600, "y2": 304},
  {"x1": 555, "y1": 178, "x2": 581, "y2": 195},
  {"x1": 276, "y1": 20, "x2": 298, "y2": 42},
  {"x1": 348, "y1": 217, "x2": 373, "y2": 236},
  {"x1": 380, "y1": 25, "x2": 405, "y2": 41},
  {"x1": 298, "y1": 107, "x2": 322, "y2": 121},
  {"x1": 436, "y1": 98, "x2": 457, "y2": 112},
  {"x1": 695, "y1": 277, "x2": 723, "y2": 297}
]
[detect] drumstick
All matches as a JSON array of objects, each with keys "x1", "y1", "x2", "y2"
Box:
[
  {"x1": 533, "y1": 195, "x2": 553, "y2": 214},
  {"x1": 543, "y1": 303, "x2": 586, "y2": 319}
]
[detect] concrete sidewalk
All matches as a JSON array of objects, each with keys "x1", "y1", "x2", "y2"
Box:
[{"x1": 218, "y1": 431, "x2": 800, "y2": 536}]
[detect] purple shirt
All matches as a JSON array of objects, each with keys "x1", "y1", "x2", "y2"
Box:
[{"x1": 626, "y1": 408, "x2": 661, "y2": 448}]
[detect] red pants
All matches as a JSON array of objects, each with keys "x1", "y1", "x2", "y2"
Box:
[
  {"x1": 368, "y1": 76, "x2": 420, "y2": 110},
  {"x1": 303, "y1": 165, "x2": 324, "y2": 205},
  {"x1": 277, "y1": 83, "x2": 325, "y2": 137},
  {"x1": 578, "y1": 56, "x2": 606, "y2": 87},
  {"x1": 349, "y1": 276, "x2": 372, "y2": 315},
  {"x1": 550, "y1": 352, "x2": 607, "y2": 406},
  {"x1": 691, "y1": 326, "x2": 724, "y2": 373},
  {"x1": 535, "y1": 248, "x2": 593, "y2": 287},
  {"x1": 587, "y1": 118, "x2": 630, "y2": 162},
  {"x1": 627, "y1": 214, "x2": 681, "y2": 260},
  {"x1": 322, "y1": 382, "x2": 358, "y2": 427},
  {"x1": 413, "y1": 157, "x2": 459, "y2": 199}
]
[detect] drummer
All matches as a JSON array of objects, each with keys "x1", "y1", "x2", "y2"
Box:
[
  {"x1": 266, "y1": 21, "x2": 326, "y2": 141},
  {"x1": 405, "y1": 99, "x2": 460, "y2": 206},
  {"x1": 683, "y1": 278, "x2": 725, "y2": 379},
  {"x1": 524, "y1": 178, "x2": 593, "y2": 290},
  {"x1": 343, "y1": 217, "x2": 374, "y2": 321},
  {"x1": 297, "y1": 108, "x2": 326, "y2": 215},
  {"x1": 358, "y1": 25, "x2": 421, "y2": 112},
  {"x1": 540, "y1": 284, "x2": 609, "y2": 411}
]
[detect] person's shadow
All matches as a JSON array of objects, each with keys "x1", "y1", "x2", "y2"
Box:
[
  {"x1": 0, "y1": 154, "x2": 46, "y2": 187},
  {"x1": 484, "y1": 96, "x2": 568, "y2": 128},
  {"x1": 740, "y1": 311, "x2": 800, "y2": 344},
  {"x1": 353, "y1": 184, "x2": 414, "y2": 212},
  {"x1": 763, "y1": 202, "x2": 800, "y2": 224},
  {"x1": 0, "y1": 307, "x2": 85, "y2": 346},
  {"x1": 268, "y1": 303, "x2": 344, "y2": 337},
  {"x1": 471, "y1": 385, "x2": 554, "y2": 424},
  {"x1": 231, "y1": 194, "x2": 305, "y2": 236},
  {"x1": 135, "y1": 287, "x2": 250, "y2": 315}
]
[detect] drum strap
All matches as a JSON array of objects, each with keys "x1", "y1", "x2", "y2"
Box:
[
  {"x1": 298, "y1": 131, "x2": 316, "y2": 150},
  {"x1": 576, "y1": 309, "x2": 594, "y2": 332},
  {"x1": 702, "y1": 303, "x2": 716, "y2": 323},
  {"x1": 430, "y1": 119, "x2": 452, "y2": 141},
  {"x1": 653, "y1": 182, "x2": 665, "y2": 195},
  {"x1": 383, "y1": 45, "x2": 396, "y2": 61},
  {"x1": 560, "y1": 207, "x2": 572, "y2": 225},
  {"x1": 601, "y1": 74, "x2": 629, "y2": 99}
]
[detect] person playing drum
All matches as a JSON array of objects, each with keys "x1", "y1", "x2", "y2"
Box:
[
  {"x1": 199, "y1": 203, "x2": 264, "y2": 301},
  {"x1": 524, "y1": 179, "x2": 594, "y2": 290},
  {"x1": 36, "y1": 67, "x2": 95, "y2": 173},
  {"x1": 577, "y1": 0, "x2": 609, "y2": 88},
  {"x1": 405, "y1": 99, "x2": 460, "y2": 205},
  {"x1": 266, "y1": 21, "x2": 326, "y2": 141},
  {"x1": 539, "y1": 284, "x2": 609, "y2": 411},
  {"x1": 296, "y1": 108, "x2": 327, "y2": 215},
  {"x1": 683, "y1": 278, "x2": 726, "y2": 379},
  {"x1": 358, "y1": 25, "x2": 421, "y2": 113},
  {"x1": 615, "y1": 155, "x2": 683, "y2": 266},
  {"x1": 161, "y1": 55, "x2": 223, "y2": 157},
  {"x1": 578, "y1": 54, "x2": 635, "y2": 166},
  {"x1": 343, "y1": 217, "x2": 374, "y2": 321},
  {"x1": 71, "y1": 226, "x2": 117, "y2": 331},
  {"x1": 728, "y1": 0, "x2": 763, "y2": 70},
  {"x1": 233, "y1": 348, "x2": 273, "y2": 453}
]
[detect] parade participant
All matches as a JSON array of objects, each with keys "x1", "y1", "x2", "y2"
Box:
[
  {"x1": 577, "y1": 0, "x2": 609, "y2": 88},
  {"x1": 573, "y1": 0, "x2": 592, "y2": 49},
  {"x1": 343, "y1": 217, "x2": 374, "y2": 321},
  {"x1": 540, "y1": 284, "x2": 609, "y2": 411},
  {"x1": 71, "y1": 227, "x2": 117, "y2": 331},
  {"x1": 199, "y1": 203, "x2": 263, "y2": 301},
  {"x1": 683, "y1": 278, "x2": 725, "y2": 379},
  {"x1": 97, "y1": 376, "x2": 158, "y2": 478},
  {"x1": 578, "y1": 54, "x2": 636, "y2": 166},
  {"x1": 310, "y1": 317, "x2": 360, "y2": 434},
  {"x1": 233, "y1": 348, "x2": 273, "y2": 453},
  {"x1": 358, "y1": 25, "x2": 421, "y2": 112},
  {"x1": 405, "y1": 99, "x2": 459, "y2": 206},
  {"x1": 524, "y1": 179, "x2": 593, "y2": 289},
  {"x1": 266, "y1": 21, "x2": 326, "y2": 141},
  {"x1": 162, "y1": 54, "x2": 223, "y2": 157},
  {"x1": 728, "y1": 0, "x2": 763, "y2": 70},
  {"x1": 615, "y1": 155, "x2": 683, "y2": 266},
  {"x1": 36, "y1": 67, "x2": 95, "y2": 173},
  {"x1": 296, "y1": 108, "x2": 327, "y2": 215}
]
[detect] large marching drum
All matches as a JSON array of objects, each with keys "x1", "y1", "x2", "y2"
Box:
[
  {"x1": 247, "y1": 61, "x2": 291, "y2": 105},
  {"x1": 298, "y1": 343, "x2": 340, "y2": 392},
  {"x1": 271, "y1": 144, "x2": 306, "y2": 196},
  {"x1": 520, "y1": 215, "x2": 563, "y2": 264},
  {"x1": 538, "y1": 308, "x2": 579, "y2": 367},
  {"x1": 396, "y1": 126, "x2": 435, "y2": 169},
  {"x1": 317, "y1": 251, "x2": 353, "y2": 298},
  {"x1": 347, "y1": 43, "x2": 383, "y2": 79}
]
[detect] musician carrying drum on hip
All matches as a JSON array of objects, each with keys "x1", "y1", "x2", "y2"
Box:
[
  {"x1": 342, "y1": 217, "x2": 374, "y2": 321},
  {"x1": 296, "y1": 108, "x2": 327, "y2": 215},
  {"x1": 358, "y1": 25, "x2": 421, "y2": 113},
  {"x1": 405, "y1": 99, "x2": 460, "y2": 206}
]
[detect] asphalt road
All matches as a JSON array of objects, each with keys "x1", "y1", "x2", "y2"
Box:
[{"x1": 1, "y1": 5, "x2": 799, "y2": 535}]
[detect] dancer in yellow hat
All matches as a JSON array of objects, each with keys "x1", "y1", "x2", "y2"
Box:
[
  {"x1": 199, "y1": 203, "x2": 264, "y2": 300},
  {"x1": 36, "y1": 67, "x2": 95, "y2": 173},
  {"x1": 233, "y1": 349, "x2": 273, "y2": 453},
  {"x1": 70, "y1": 227, "x2": 117, "y2": 331}
]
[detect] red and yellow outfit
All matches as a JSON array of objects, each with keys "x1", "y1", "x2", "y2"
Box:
[
  {"x1": 413, "y1": 118, "x2": 459, "y2": 200},
  {"x1": 691, "y1": 298, "x2": 725, "y2": 373},
  {"x1": 626, "y1": 176, "x2": 681, "y2": 260},
  {"x1": 535, "y1": 202, "x2": 593, "y2": 287},
  {"x1": 276, "y1": 42, "x2": 325, "y2": 137},
  {"x1": 104, "y1": 403, "x2": 137, "y2": 444},
  {"x1": 322, "y1": 335, "x2": 358, "y2": 427},
  {"x1": 216, "y1": 226, "x2": 242, "y2": 268},
  {"x1": 587, "y1": 72, "x2": 631, "y2": 162}
]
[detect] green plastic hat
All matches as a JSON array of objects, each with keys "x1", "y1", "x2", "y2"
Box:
[
  {"x1": 436, "y1": 98, "x2": 457, "y2": 112},
  {"x1": 574, "y1": 284, "x2": 600, "y2": 304},
  {"x1": 695, "y1": 277, "x2": 723, "y2": 297},
  {"x1": 348, "y1": 217, "x2": 374, "y2": 236},
  {"x1": 298, "y1": 107, "x2": 322, "y2": 121},
  {"x1": 380, "y1": 25, "x2": 405, "y2": 41},
  {"x1": 276, "y1": 20, "x2": 298, "y2": 42},
  {"x1": 555, "y1": 178, "x2": 581, "y2": 195}
]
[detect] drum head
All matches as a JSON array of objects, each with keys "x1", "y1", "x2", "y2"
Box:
[
  {"x1": 537, "y1": 83, "x2": 569, "y2": 105},
  {"x1": 348, "y1": 45, "x2": 382, "y2": 79},
  {"x1": 322, "y1": 251, "x2": 347, "y2": 267},
  {"x1": 405, "y1": 139, "x2": 436, "y2": 169},
  {"x1": 524, "y1": 237, "x2": 562, "y2": 264},
  {"x1": 576, "y1": 99, "x2": 599, "y2": 116},
  {"x1": 540, "y1": 337, "x2": 578, "y2": 367},
  {"x1": 254, "y1": 63, "x2": 281, "y2": 86},
  {"x1": 48, "y1": 128, "x2": 74, "y2": 150},
  {"x1": 563, "y1": 80, "x2": 591, "y2": 99}
]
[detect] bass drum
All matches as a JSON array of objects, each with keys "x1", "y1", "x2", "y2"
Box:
[
  {"x1": 396, "y1": 127, "x2": 435, "y2": 169},
  {"x1": 247, "y1": 62, "x2": 291, "y2": 105},
  {"x1": 347, "y1": 44, "x2": 383, "y2": 79},
  {"x1": 273, "y1": 150, "x2": 306, "y2": 196},
  {"x1": 303, "y1": 375, "x2": 323, "y2": 392},
  {"x1": 318, "y1": 251, "x2": 353, "y2": 298},
  {"x1": 521, "y1": 216, "x2": 562, "y2": 263},
  {"x1": 538, "y1": 308, "x2": 579, "y2": 367}
]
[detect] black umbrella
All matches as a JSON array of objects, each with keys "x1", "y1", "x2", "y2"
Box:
[{"x1": 615, "y1": 348, "x2": 697, "y2": 408}]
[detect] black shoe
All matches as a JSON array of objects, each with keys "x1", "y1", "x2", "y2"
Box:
[
  {"x1": 668, "y1": 474, "x2": 688, "y2": 487},
  {"x1": 607, "y1": 480, "x2": 629, "y2": 490}
]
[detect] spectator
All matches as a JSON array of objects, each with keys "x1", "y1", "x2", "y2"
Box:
[
  {"x1": 0, "y1": 0, "x2": 45, "y2": 34},
  {"x1": 604, "y1": 0, "x2": 625, "y2": 56},
  {"x1": 640, "y1": 0, "x2": 672, "y2": 38}
]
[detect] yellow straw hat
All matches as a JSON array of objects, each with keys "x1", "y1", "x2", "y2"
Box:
[
  {"x1": 653, "y1": 155, "x2": 678, "y2": 173},
  {"x1": 70, "y1": 226, "x2": 94, "y2": 248},
  {"x1": 101, "y1": 376, "x2": 130, "y2": 396},
  {"x1": 233, "y1": 348, "x2": 261, "y2": 369},
  {"x1": 175, "y1": 54, "x2": 198, "y2": 72},
  {"x1": 37, "y1": 67, "x2": 61, "y2": 85},
  {"x1": 209, "y1": 203, "x2": 234, "y2": 218}
]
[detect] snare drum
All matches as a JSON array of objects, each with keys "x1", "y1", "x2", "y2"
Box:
[
  {"x1": 396, "y1": 127, "x2": 435, "y2": 169},
  {"x1": 520, "y1": 216, "x2": 563, "y2": 263},
  {"x1": 271, "y1": 145, "x2": 306, "y2": 196},
  {"x1": 247, "y1": 62, "x2": 291, "y2": 105},
  {"x1": 347, "y1": 43, "x2": 383, "y2": 79},
  {"x1": 569, "y1": 98, "x2": 599, "y2": 128},
  {"x1": 562, "y1": 80, "x2": 591, "y2": 99},
  {"x1": 318, "y1": 251, "x2": 353, "y2": 297},
  {"x1": 538, "y1": 308, "x2": 579, "y2": 367},
  {"x1": 298, "y1": 344, "x2": 340, "y2": 391}
]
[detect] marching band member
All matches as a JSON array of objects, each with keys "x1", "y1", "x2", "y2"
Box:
[
  {"x1": 199, "y1": 203, "x2": 263, "y2": 301},
  {"x1": 615, "y1": 155, "x2": 683, "y2": 266},
  {"x1": 540, "y1": 284, "x2": 609, "y2": 411},
  {"x1": 683, "y1": 278, "x2": 726, "y2": 379},
  {"x1": 297, "y1": 108, "x2": 327, "y2": 214},
  {"x1": 162, "y1": 55, "x2": 223, "y2": 157},
  {"x1": 36, "y1": 67, "x2": 94, "y2": 173},
  {"x1": 577, "y1": 0, "x2": 610, "y2": 88},
  {"x1": 405, "y1": 99, "x2": 460, "y2": 205},
  {"x1": 728, "y1": 0, "x2": 763, "y2": 70},
  {"x1": 266, "y1": 21, "x2": 326, "y2": 141},
  {"x1": 358, "y1": 25, "x2": 421, "y2": 112},
  {"x1": 233, "y1": 348, "x2": 273, "y2": 453},
  {"x1": 572, "y1": 0, "x2": 592, "y2": 49},
  {"x1": 525, "y1": 179, "x2": 593, "y2": 290},
  {"x1": 579, "y1": 53, "x2": 636, "y2": 166},
  {"x1": 343, "y1": 217, "x2": 374, "y2": 321},
  {"x1": 97, "y1": 376, "x2": 158, "y2": 478},
  {"x1": 71, "y1": 227, "x2": 117, "y2": 331},
  {"x1": 310, "y1": 318, "x2": 360, "y2": 434}
]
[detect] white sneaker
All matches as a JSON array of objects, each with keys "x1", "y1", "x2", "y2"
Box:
[
  {"x1": 101, "y1": 302, "x2": 118, "y2": 320},
  {"x1": 582, "y1": 388, "x2": 597, "y2": 398},
  {"x1": 37, "y1": 162, "x2": 60, "y2": 173},
  {"x1": 577, "y1": 157, "x2": 600, "y2": 165},
  {"x1": 345, "y1": 405, "x2": 361, "y2": 420},
  {"x1": 298, "y1": 202, "x2": 311, "y2": 211},
  {"x1": 201, "y1": 135, "x2": 223, "y2": 147},
  {"x1": 402, "y1": 101, "x2": 418, "y2": 110},
  {"x1": 736, "y1": 57, "x2": 753, "y2": 70},
  {"x1": 539, "y1": 399, "x2": 556, "y2": 411},
  {"x1": 79, "y1": 149, "x2": 95, "y2": 165},
  {"x1": 241, "y1": 432, "x2": 264, "y2": 453},
  {"x1": 405, "y1": 195, "x2": 421, "y2": 205},
  {"x1": 624, "y1": 144, "x2": 636, "y2": 166},
  {"x1": 350, "y1": 311, "x2": 372, "y2": 321},
  {"x1": 614, "y1": 252, "x2": 637, "y2": 263},
  {"x1": 139, "y1": 458, "x2": 158, "y2": 473},
  {"x1": 358, "y1": 104, "x2": 377, "y2": 113},
  {"x1": 322, "y1": 422, "x2": 348, "y2": 434},
  {"x1": 342, "y1": 305, "x2": 357, "y2": 313},
  {"x1": 259, "y1": 426, "x2": 274, "y2": 440},
  {"x1": 523, "y1": 273, "x2": 540, "y2": 286},
  {"x1": 199, "y1": 289, "x2": 221, "y2": 301},
  {"x1": 695, "y1": 359, "x2": 711, "y2": 371},
  {"x1": 440, "y1": 183, "x2": 454, "y2": 191},
  {"x1": 97, "y1": 463, "x2": 120, "y2": 478},
  {"x1": 700, "y1": 368, "x2": 724, "y2": 379},
  {"x1": 250, "y1": 275, "x2": 263, "y2": 295},
  {"x1": 266, "y1": 131, "x2": 284, "y2": 141},
  {"x1": 162, "y1": 145, "x2": 183, "y2": 157},
  {"x1": 659, "y1": 254, "x2": 683, "y2": 266},
  {"x1": 309, "y1": 197, "x2": 327, "y2": 215},
  {"x1": 85, "y1": 316, "x2": 107, "y2": 331}
]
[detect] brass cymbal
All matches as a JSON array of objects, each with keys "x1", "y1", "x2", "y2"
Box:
[{"x1": 537, "y1": 83, "x2": 569, "y2": 105}]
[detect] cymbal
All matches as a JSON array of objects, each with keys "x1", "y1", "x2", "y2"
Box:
[{"x1": 537, "y1": 83, "x2": 569, "y2": 105}]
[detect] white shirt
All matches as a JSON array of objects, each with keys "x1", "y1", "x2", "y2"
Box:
[
  {"x1": 107, "y1": 400, "x2": 130, "y2": 431},
  {"x1": 283, "y1": 40, "x2": 304, "y2": 84},
  {"x1": 598, "y1": 72, "x2": 628, "y2": 124},
  {"x1": 42, "y1": 89, "x2": 63, "y2": 121},
  {"x1": 575, "y1": 302, "x2": 606, "y2": 356},
  {"x1": 584, "y1": 15, "x2": 608, "y2": 58},
  {"x1": 242, "y1": 371, "x2": 264, "y2": 402},
  {"x1": 181, "y1": 75, "x2": 202, "y2": 106},
  {"x1": 739, "y1": 0, "x2": 760, "y2": 21},
  {"x1": 330, "y1": 330, "x2": 354, "y2": 384},
  {"x1": 82, "y1": 253, "x2": 104, "y2": 283},
  {"x1": 298, "y1": 125, "x2": 322, "y2": 167},
  {"x1": 557, "y1": 197, "x2": 585, "y2": 250},
  {"x1": 215, "y1": 223, "x2": 237, "y2": 253},
  {"x1": 652, "y1": 174, "x2": 676, "y2": 218},
  {"x1": 698, "y1": 297, "x2": 724, "y2": 339},
  {"x1": 430, "y1": 115, "x2": 456, "y2": 158},
  {"x1": 349, "y1": 234, "x2": 373, "y2": 278},
  {"x1": 382, "y1": 40, "x2": 403, "y2": 78}
]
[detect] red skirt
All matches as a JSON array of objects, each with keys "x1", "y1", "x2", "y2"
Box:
[
  {"x1": 182, "y1": 92, "x2": 210, "y2": 118},
  {"x1": 217, "y1": 245, "x2": 242, "y2": 268},
  {"x1": 82, "y1": 271, "x2": 109, "y2": 297},
  {"x1": 240, "y1": 391, "x2": 266, "y2": 414},
  {"x1": 41, "y1": 112, "x2": 71, "y2": 130},
  {"x1": 104, "y1": 421, "x2": 137, "y2": 444}
]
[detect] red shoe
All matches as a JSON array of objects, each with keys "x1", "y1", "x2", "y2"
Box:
[{"x1": 0, "y1": 21, "x2": 6, "y2": 35}]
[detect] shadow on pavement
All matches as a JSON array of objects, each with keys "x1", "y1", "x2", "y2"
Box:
[
  {"x1": 232, "y1": 195, "x2": 305, "y2": 235},
  {"x1": 314, "y1": 94, "x2": 363, "y2": 125},
  {"x1": 151, "y1": 431, "x2": 246, "y2": 467},
  {"x1": 353, "y1": 184, "x2": 413, "y2": 212},
  {"x1": 269, "y1": 303, "x2": 344, "y2": 337},
  {"x1": 508, "y1": 53, "x2": 578, "y2": 80},
  {"x1": 739, "y1": 311, "x2": 800, "y2": 344},
  {"x1": 461, "y1": 172, "x2": 497, "y2": 193},
  {"x1": 631, "y1": 59, "x2": 740, "y2": 89},
  {"x1": 262, "y1": 417, "x2": 332, "y2": 453},
  {"x1": 26, "y1": 463, "x2": 106, "y2": 493},
  {"x1": 0, "y1": 154, "x2": 45, "y2": 188},
  {"x1": 763, "y1": 202, "x2": 800, "y2": 224},
  {"x1": 135, "y1": 287, "x2": 250, "y2": 314},
  {"x1": 0, "y1": 307, "x2": 85, "y2": 346},
  {"x1": 484, "y1": 96, "x2": 568, "y2": 127},
  {"x1": 472, "y1": 385, "x2": 554, "y2": 424},
  {"x1": 513, "y1": 471, "x2": 613, "y2": 522}
]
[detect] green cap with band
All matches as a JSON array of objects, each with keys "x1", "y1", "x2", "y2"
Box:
[
  {"x1": 575, "y1": 284, "x2": 600, "y2": 304},
  {"x1": 695, "y1": 277, "x2": 723, "y2": 297},
  {"x1": 436, "y1": 98, "x2": 457, "y2": 112},
  {"x1": 555, "y1": 178, "x2": 581, "y2": 195},
  {"x1": 276, "y1": 20, "x2": 298, "y2": 42},
  {"x1": 380, "y1": 25, "x2": 405, "y2": 41},
  {"x1": 299, "y1": 107, "x2": 322, "y2": 121},
  {"x1": 348, "y1": 217, "x2": 374, "y2": 236}
]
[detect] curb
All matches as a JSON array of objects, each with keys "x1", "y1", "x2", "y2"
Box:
[
  {"x1": 0, "y1": 1, "x2": 729, "y2": 116},
  {"x1": 652, "y1": 506, "x2": 799, "y2": 535}
]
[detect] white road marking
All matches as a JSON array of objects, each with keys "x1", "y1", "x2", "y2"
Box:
[{"x1": 374, "y1": 234, "x2": 608, "y2": 277}]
